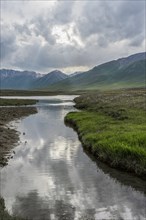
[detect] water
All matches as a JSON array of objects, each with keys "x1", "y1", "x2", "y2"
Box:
[{"x1": 0, "y1": 96, "x2": 146, "y2": 220}]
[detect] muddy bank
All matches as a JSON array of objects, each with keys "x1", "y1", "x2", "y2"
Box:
[{"x1": 0, "y1": 107, "x2": 37, "y2": 166}]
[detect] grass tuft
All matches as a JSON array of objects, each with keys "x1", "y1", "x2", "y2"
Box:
[{"x1": 65, "y1": 89, "x2": 146, "y2": 178}]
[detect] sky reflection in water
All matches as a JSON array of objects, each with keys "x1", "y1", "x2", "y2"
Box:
[{"x1": 0, "y1": 96, "x2": 146, "y2": 220}]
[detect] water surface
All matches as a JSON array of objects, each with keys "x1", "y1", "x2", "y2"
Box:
[{"x1": 0, "y1": 96, "x2": 146, "y2": 220}]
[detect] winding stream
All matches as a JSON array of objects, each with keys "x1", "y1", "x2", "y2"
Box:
[{"x1": 0, "y1": 96, "x2": 146, "y2": 220}]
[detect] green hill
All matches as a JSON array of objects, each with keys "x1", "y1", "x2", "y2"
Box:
[{"x1": 47, "y1": 54, "x2": 146, "y2": 91}]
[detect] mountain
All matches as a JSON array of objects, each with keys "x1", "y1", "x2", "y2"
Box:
[
  {"x1": 116, "y1": 52, "x2": 146, "y2": 68},
  {"x1": 0, "y1": 69, "x2": 42, "y2": 89},
  {"x1": 47, "y1": 52, "x2": 146, "y2": 91},
  {"x1": 0, "y1": 52, "x2": 145, "y2": 91},
  {"x1": 0, "y1": 69, "x2": 68, "y2": 90},
  {"x1": 69, "y1": 71, "x2": 83, "y2": 77},
  {"x1": 32, "y1": 70, "x2": 68, "y2": 89}
]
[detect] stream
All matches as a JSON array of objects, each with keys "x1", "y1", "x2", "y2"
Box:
[{"x1": 0, "y1": 95, "x2": 146, "y2": 220}]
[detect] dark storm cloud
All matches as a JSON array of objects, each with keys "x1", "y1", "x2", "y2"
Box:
[
  {"x1": 14, "y1": 23, "x2": 32, "y2": 36},
  {"x1": 53, "y1": 1, "x2": 75, "y2": 25},
  {"x1": 1, "y1": 0, "x2": 145, "y2": 72},
  {"x1": 76, "y1": 1, "x2": 145, "y2": 45},
  {"x1": 32, "y1": 16, "x2": 56, "y2": 45},
  {"x1": 0, "y1": 23, "x2": 17, "y2": 60}
]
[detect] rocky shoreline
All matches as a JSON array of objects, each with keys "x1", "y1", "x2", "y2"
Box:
[{"x1": 0, "y1": 107, "x2": 37, "y2": 166}]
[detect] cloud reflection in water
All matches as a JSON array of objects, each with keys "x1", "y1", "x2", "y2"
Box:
[{"x1": 0, "y1": 96, "x2": 146, "y2": 220}]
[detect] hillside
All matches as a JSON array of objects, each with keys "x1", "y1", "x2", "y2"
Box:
[{"x1": 47, "y1": 52, "x2": 146, "y2": 91}]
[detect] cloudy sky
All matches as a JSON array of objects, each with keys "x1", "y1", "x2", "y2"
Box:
[{"x1": 0, "y1": 0, "x2": 145, "y2": 74}]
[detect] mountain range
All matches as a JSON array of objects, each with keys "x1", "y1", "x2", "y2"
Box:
[
  {"x1": 47, "y1": 52, "x2": 146, "y2": 91},
  {"x1": 0, "y1": 52, "x2": 145, "y2": 91},
  {"x1": 0, "y1": 69, "x2": 42, "y2": 89},
  {"x1": 0, "y1": 69, "x2": 68, "y2": 90}
]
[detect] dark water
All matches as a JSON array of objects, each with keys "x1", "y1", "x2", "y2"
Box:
[{"x1": 0, "y1": 96, "x2": 146, "y2": 220}]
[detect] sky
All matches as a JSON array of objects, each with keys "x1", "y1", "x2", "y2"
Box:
[{"x1": 0, "y1": 0, "x2": 145, "y2": 74}]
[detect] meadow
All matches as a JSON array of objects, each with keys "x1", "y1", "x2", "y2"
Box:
[
  {"x1": 65, "y1": 88, "x2": 146, "y2": 178},
  {"x1": 0, "y1": 98, "x2": 38, "y2": 106}
]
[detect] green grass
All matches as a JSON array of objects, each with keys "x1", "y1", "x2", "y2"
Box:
[
  {"x1": 0, "y1": 98, "x2": 38, "y2": 106},
  {"x1": 65, "y1": 89, "x2": 146, "y2": 178},
  {"x1": 0, "y1": 89, "x2": 83, "y2": 96}
]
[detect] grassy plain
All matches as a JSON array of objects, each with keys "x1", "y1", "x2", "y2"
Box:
[
  {"x1": 0, "y1": 98, "x2": 38, "y2": 106},
  {"x1": 0, "y1": 89, "x2": 85, "y2": 96},
  {"x1": 65, "y1": 88, "x2": 146, "y2": 178}
]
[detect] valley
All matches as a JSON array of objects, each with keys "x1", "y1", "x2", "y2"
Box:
[
  {"x1": 1, "y1": 0, "x2": 146, "y2": 218},
  {"x1": 0, "y1": 52, "x2": 146, "y2": 219},
  {"x1": 0, "y1": 94, "x2": 146, "y2": 220},
  {"x1": 0, "y1": 52, "x2": 145, "y2": 91}
]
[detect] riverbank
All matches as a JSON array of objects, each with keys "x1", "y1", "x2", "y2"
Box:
[
  {"x1": 0, "y1": 103, "x2": 37, "y2": 219},
  {"x1": 65, "y1": 88, "x2": 146, "y2": 179},
  {"x1": 0, "y1": 106, "x2": 37, "y2": 166},
  {"x1": 0, "y1": 197, "x2": 25, "y2": 220}
]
